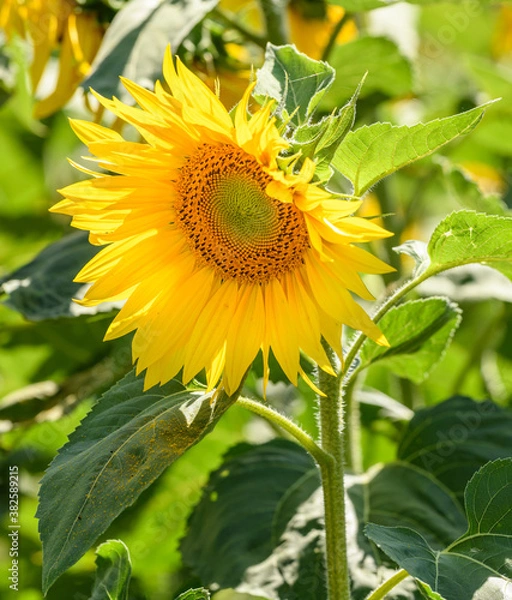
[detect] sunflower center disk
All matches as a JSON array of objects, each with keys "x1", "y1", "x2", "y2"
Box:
[{"x1": 175, "y1": 144, "x2": 310, "y2": 283}]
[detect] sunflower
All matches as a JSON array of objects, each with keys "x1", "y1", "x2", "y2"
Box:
[
  {"x1": 0, "y1": 0, "x2": 104, "y2": 119},
  {"x1": 52, "y1": 48, "x2": 392, "y2": 395}
]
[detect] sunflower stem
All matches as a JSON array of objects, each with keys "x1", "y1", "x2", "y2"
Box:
[
  {"x1": 342, "y1": 376, "x2": 363, "y2": 473},
  {"x1": 212, "y1": 7, "x2": 267, "y2": 49},
  {"x1": 236, "y1": 396, "x2": 331, "y2": 466},
  {"x1": 318, "y1": 345, "x2": 351, "y2": 600},
  {"x1": 343, "y1": 271, "x2": 431, "y2": 384},
  {"x1": 259, "y1": 0, "x2": 289, "y2": 45},
  {"x1": 364, "y1": 569, "x2": 409, "y2": 600},
  {"x1": 320, "y1": 11, "x2": 352, "y2": 62}
]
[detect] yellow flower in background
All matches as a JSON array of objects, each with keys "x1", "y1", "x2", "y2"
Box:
[
  {"x1": 458, "y1": 161, "x2": 506, "y2": 196},
  {"x1": 52, "y1": 49, "x2": 392, "y2": 395},
  {"x1": 493, "y1": 5, "x2": 512, "y2": 58},
  {"x1": 0, "y1": 0, "x2": 104, "y2": 119},
  {"x1": 287, "y1": 1, "x2": 357, "y2": 60},
  {"x1": 0, "y1": 0, "x2": 25, "y2": 38},
  {"x1": 192, "y1": 60, "x2": 254, "y2": 111},
  {"x1": 207, "y1": 0, "x2": 357, "y2": 108},
  {"x1": 219, "y1": 0, "x2": 356, "y2": 59}
]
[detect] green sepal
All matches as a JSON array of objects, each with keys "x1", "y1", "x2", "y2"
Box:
[{"x1": 286, "y1": 76, "x2": 365, "y2": 182}]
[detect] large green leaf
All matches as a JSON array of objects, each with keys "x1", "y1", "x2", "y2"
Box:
[
  {"x1": 324, "y1": 36, "x2": 412, "y2": 107},
  {"x1": 255, "y1": 44, "x2": 335, "y2": 125},
  {"x1": 84, "y1": 0, "x2": 218, "y2": 100},
  {"x1": 333, "y1": 105, "x2": 488, "y2": 195},
  {"x1": 90, "y1": 540, "x2": 131, "y2": 600},
  {"x1": 180, "y1": 439, "x2": 317, "y2": 590},
  {"x1": 359, "y1": 298, "x2": 462, "y2": 383},
  {"x1": 244, "y1": 461, "x2": 465, "y2": 600},
  {"x1": 347, "y1": 463, "x2": 466, "y2": 550},
  {"x1": 181, "y1": 441, "x2": 466, "y2": 600},
  {"x1": 37, "y1": 371, "x2": 237, "y2": 593},
  {"x1": 398, "y1": 396, "x2": 512, "y2": 501},
  {"x1": 366, "y1": 458, "x2": 512, "y2": 600},
  {"x1": 115, "y1": 405, "x2": 250, "y2": 594},
  {"x1": 0, "y1": 232, "x2": 103, "y2": 320},
  {"x1": 424, "y1": 211, "x2": 512, "y2": 280}
]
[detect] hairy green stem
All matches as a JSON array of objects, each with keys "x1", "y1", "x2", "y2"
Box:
[
  {"x1": 236, "y1": 396, "x2": 331, "y2": 465},
  {"x1": 342, "y1": 377, "x2": 363, "y2": 473},
  {"x1": 318, "y1": 345, "x2": 351, "y2": 599},
  {"x1": 259, "y1": 0, "x2": 288, "y2": 45},
  {"x1": 340, "y1": 270, "x2": 431, "y2": 462},
  {"x1": 364, "y1": 569, "x2": 409, "y2": 600},
  {"x1": 375, "y1": 181, "x2": 403, "y2": 283}
]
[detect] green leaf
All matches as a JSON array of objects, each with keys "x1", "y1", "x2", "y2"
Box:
[
  {"x1": 289, "y1": 77, "x2": 363, "y2": 182},
  {"x1": 0, "y1": 233, "x2": 104, "y2": 320},
  {"x1": 181, "y1": 441, "x2": 465, "y2": 600},
  {"x1": 435, "y1": 159, "x2": 508, "y2": 216},
  {"x1": 90, "y1": 540, "x2": 131, "y2": 600},
  {"x1": 359, "y1": 298, "x2": 462, "y2": 383},
  {"x1": 175, "y1": 588, "x2": 211, "y2": 600},
  {"x1": 366, "y1": 458, "x2": 512, "y2": 599},
  {"x1": 333, "y1": 105, "x2": 489, "y2": 195},
  {"x1": 255, "y1": 44, "x2": 335, "y2": 125},
  {"x1": 37, "y1": 371, "x2": 237, "y2": 593},
  {"x1": 246, "y1": 461, "x2": 465, "y2": 600},
  {"x1": 425, "y1": 211, "x2": 512, "y2": 280},
  {"x1": 348, "y1": 463, "x2": 466, "y2": 550},
  {"x1": 180, "y1": 439, "x2": 317, "y2": 590},
  {"x1": 324, "y1": 36, "x2": 412, "y2": 108},
  {"x1": 83, "y1": 0, "x2": 219, "y2": 100},
  {"x1": 398, "y1": 396, "x2": 512, "y2": 501},
  {"x1": 116, "y1": 406, "x2": 250, "y2": 594}
]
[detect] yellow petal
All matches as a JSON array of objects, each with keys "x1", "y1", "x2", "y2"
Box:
[{"x1": 224, "y1": 284, "x2": 265, "y2": 394}]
